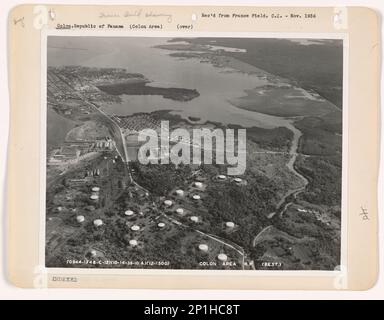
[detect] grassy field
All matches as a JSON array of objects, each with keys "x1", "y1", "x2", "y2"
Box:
[
  {"x1": 66, "y1": 120, "x2": 110, "y2": 141},
  {"x1": 230, "y1": 85, "x2": 339, "y2": 117}
]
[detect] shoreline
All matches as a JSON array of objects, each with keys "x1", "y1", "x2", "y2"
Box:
[{"x1": 155, "y1": 39, "x2": 342, "y2": 209}]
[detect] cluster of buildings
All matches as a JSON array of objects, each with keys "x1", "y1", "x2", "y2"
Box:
[
  {"x1": 48, "y1": 66, "x2": 144, "y2": 105},
  {"x1": 297, "y1": 207, "x2": 331, "y2": 225},
  {"x1": 93, "y1": 138, "x2": 116, "y2": 150},
  {"x1": 112, "y1": 114, "x2": 160, "y2": 133},
  {"x1": 47, "y1": 70, "x2": 79, "y2": 102},
  {"x1": 48, "y1": 138, "x2": 115, "y2": 166},
  {"x1": 48, "y1": 69, "x2": 95, "y2": 117}
]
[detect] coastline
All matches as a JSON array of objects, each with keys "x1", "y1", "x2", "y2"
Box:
[{"x1": 155, "y1": 40, "x2": 343, "y2": 236}]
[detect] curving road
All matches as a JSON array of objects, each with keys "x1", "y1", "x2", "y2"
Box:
[
  {"x1": 162, "y1": 213, "x2": 247, "y2": 270},
  {"x1": 267, "y1": 122, "x2": 309, "y2": 219}
]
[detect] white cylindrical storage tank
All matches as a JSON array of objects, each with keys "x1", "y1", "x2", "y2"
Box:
[
  {"x1": 76, "y1": 215, "x2": 85, "y2": 223},
  {"x1": 92, "y1": 187, "x2": 100, "y2": 192},
  {"x1": 93, "y1": 219, "x2": 103, "y2": 227},
  {"x1": 194, "y1": 182, "x2": 203, "y2": 188},
  {"x1": 190, "y1": 216, "x2": 199, "y2": 223},
  {"x1": 90, "y1": 194, "x2": 99, "y2": 200},
  {"x1": 125, "y1": 210, "x2": 134, "y2": 216},
  {"x1": 131, "y1": 225, "x2": 140, "y2": 231},
  {"x1": 226, "y1": 221, "x2": 235, "y2": 229},
  {"x1": 192, "y1": 195, "x2": 201, "y2": 200},
  {"x1": 198, "y1": 244, "x2": 209, "y2": 252},
  {"x1": 129, "y1": 239, "x2": 138, "y2": 247},
  {"x1": 164, "y1": 200, "x2": 173, "y2": 207},
  {"x1": 234, "y1": 178, "x2": 242, "y2": 183},
  {"x1": 176, "y1": 208, "x2": 184, "y2": 215},
  {"x1": 175, "y1": 189, "x2": 184, "y2": 196},
  {"x1": 158, "y1": 222, "x2": 166, "y2": 228},
  {"x1": 218, "y1": 253, "x2": 228, "y2": 262},
  {"x1": 218, "y1": 174, "x2": 226, "y2": 180}
]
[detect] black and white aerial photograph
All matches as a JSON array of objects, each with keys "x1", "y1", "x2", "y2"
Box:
[{"x1": 45, "y1": 36, "x2": 343, "y2": 271}]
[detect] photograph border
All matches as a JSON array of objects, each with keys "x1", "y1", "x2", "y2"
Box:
[{"x1": 40, "y1": 29, "x2": 349, "y2": 278}]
